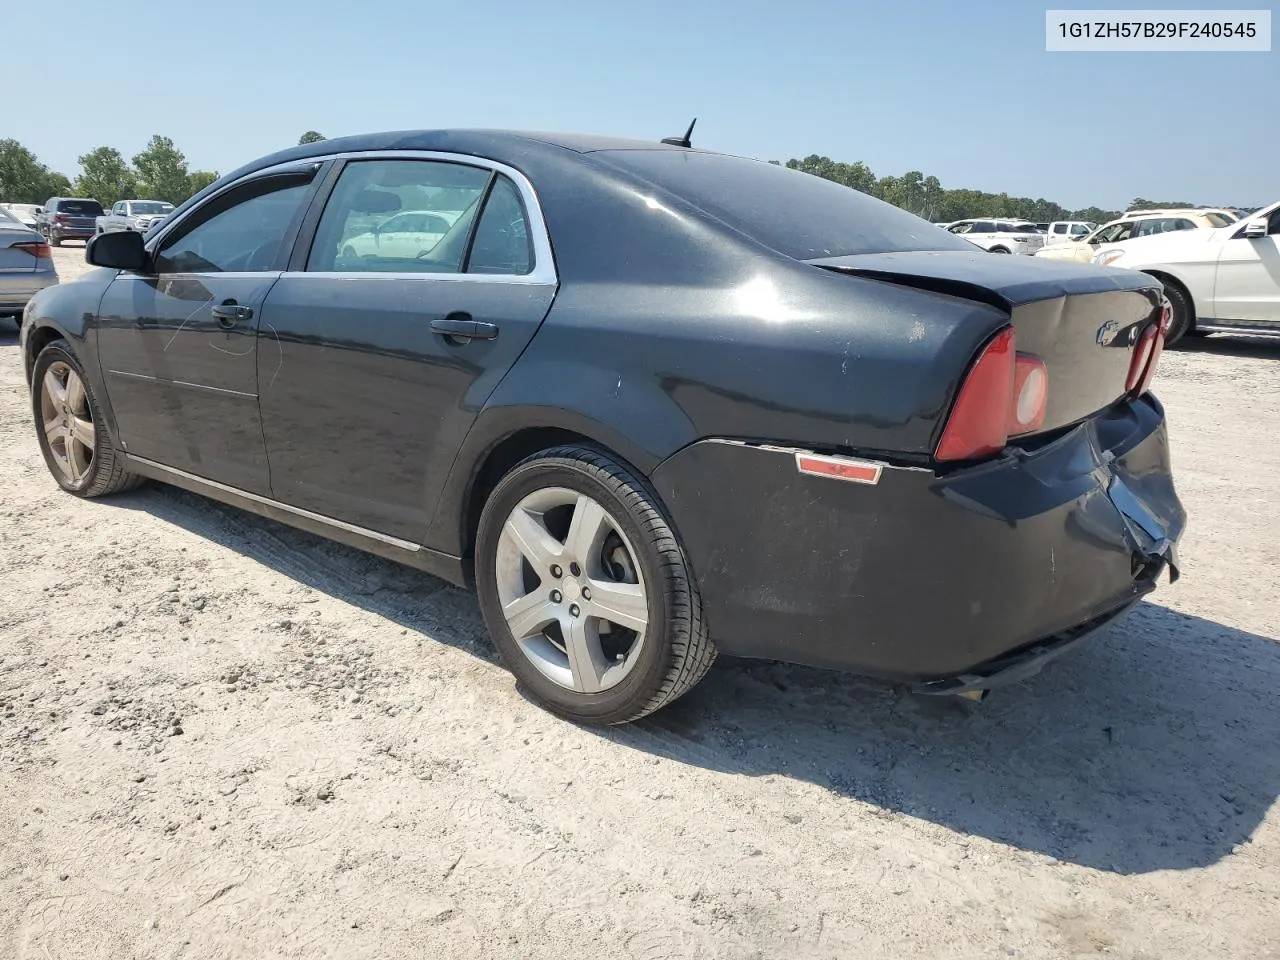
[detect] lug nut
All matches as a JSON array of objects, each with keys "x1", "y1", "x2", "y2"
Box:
[
  {"x1": 582, "y1": 587, "x2": 591, "y2": 601},
  {"x1": 569, "y1": 604, "x2": 581, "y2": 618},
  {"x1": 550, "y1": 589, "x2": 562, "y2": 603},
  {"x1": 550, "y1": 564, "x2": 562, "y2": 578},
  {"x1": 569, "y1": 563, "x2": 581, "y2": 577}
]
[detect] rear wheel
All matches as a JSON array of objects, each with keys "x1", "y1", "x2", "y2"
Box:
[
  {"x1": 49, "y1": 232, "x2": 61, "y2": 247},
  {"x1": 31, "y1": 342, "x2": 144, "y2": 497},
  {"x1": 989, "y1": 246, "x2": 1010, "y2": 254},
  {"x1": 475, "y1": 445, "x2": 715, "y2": 724},
  {"x1": 1158, "y1": 278, "x2": 1194, "y2": 345}
]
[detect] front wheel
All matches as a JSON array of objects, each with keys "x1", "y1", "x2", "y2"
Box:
[
  {"x1": 31, "y1": 342, "x2": 145, "y2": 497},
  {"x1": 475, "y1": 445, "x2": 716, "y2": 724},
  {"x1": 988, "y1": 246, "x2": 1011, "y2": 254}
]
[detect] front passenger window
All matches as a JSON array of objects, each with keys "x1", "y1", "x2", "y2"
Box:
[{"x1": 154, "y1": 178, "x2": 312, "y2": 274}]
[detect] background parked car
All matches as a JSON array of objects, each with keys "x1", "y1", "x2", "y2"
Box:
[
  {"x1": 1119, "y1": 208, "x2": 1238, "y2": 224},
  {"x1": 0, "y1": 207, "x2": 57, "y2": 326},
  {"x1": 943, "y1": 218, "x2": 1045, "y2": 254},
  {"x1": 96, "y1": 200, "x2": 175, "y2": 235},
  {"x1": 37, "y1": 198, "x2": 105, "y2": 246},
  {"x1": 1044, "y1": 220, "x2": 1095, "y2": 245},
  {"x1": 1094, "y1": 199, "x2": 1280, "y2": 343},
  {"x1": 1035, "y1": 209, "x2": 1240, "y2": 264},
  {"x1": 1, "y1": 203, "x2": 44, "y2": 230}
]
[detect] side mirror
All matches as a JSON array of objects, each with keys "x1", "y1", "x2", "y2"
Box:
[
  {"x1": 86, "y1": 230, "x2": 148, "y2": 271},
  {"x1": 1243, "y1": 220, "x2": 1268, "y2": 238}
]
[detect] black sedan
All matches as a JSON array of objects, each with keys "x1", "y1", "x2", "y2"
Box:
[{"x1": 20, "y1": 130, "x2": 1185, "y2": 724}]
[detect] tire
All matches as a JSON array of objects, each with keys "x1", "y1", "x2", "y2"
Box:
[
  {"x1": 31, "y1": 341, "x2": 145, "y2": 498},
  {"x1": 475, "y1": 444, "x2": 716, "y2": 724},
  {"x1": 989, "y1": 246, "x2": 1011, "y2": 254},
  {"x1": 1158, "y1": 278, "x2": 1194, "y2": 346},
  {"x1": 49, "y1": 232, "x2": 61, "y2": 247},
  {"x1": 342, "y1": 245, "x2": 357, "y2": 260}
]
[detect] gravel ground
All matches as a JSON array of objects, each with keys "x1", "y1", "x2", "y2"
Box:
[{"x1": 1, "y1": 245, "x2": 1278, "y2": 959}]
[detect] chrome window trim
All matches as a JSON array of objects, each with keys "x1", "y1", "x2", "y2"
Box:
[{"x1": 147, "y1": 150, "x2": 558, "y2": 287}]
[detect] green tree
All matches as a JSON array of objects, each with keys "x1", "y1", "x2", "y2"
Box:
[
  {"x1": 73, "y1": 146, "x2": 137, "y2": 207},
  {"x1": 187, "y1": 170, "x2": 219, "y2": 196},
  {"x1": 298, "y1": 131, "x2": 326, "y2": 145},
  {"x1": 132, "y1": 135, "x2": 192, "y2": 204},
  {"x1": 0, "y1": 139, "x2": 70, "y2": 204}
]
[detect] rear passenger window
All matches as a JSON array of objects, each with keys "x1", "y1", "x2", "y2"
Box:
[
  {"x1": 467, "y1": 176, "x2": 533, "y2": 275},
  {"x1": 307, "y1": 159, "x2": 492, "y2": 274}
]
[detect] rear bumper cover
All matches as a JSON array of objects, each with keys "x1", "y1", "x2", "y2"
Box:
[{"x1": 650, "y1": 394, "x2": 1184, "y2": 683}]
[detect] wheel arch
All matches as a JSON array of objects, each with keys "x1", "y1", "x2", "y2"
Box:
[
  {"x1": 23, "y1": 321, "x2": 72, "y2": 386},
  {"x1": 426, "y1": 408, "x2": 674, "y2": 567},
  {"x1": 1140, "y1": 269, "x2": 1198, "y2": 330}
]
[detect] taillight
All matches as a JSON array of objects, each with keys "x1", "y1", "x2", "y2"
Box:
[
  {"x1": 936, "y1": 327, "x2": 1049, "y2": 462},
  {"x1": 1128, "y1": 304, "x2": 1171, "y2": 396},
  {"x1": 1010, "y1": 353, "x2": 1048, "y2": 435},
  {"x1": 11, "y1": 241, "x2": 52, "y2": 259},
  {"x1": 54, "y1": 213, "x2": 70, "y2": 223},
  {"x1": 936, "y1": 328, "x2": 1015, "y2": 461}
]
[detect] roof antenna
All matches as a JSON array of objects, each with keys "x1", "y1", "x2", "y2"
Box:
[{"x1": 661, "y1": 118, "x2": 697, "y2": 148}]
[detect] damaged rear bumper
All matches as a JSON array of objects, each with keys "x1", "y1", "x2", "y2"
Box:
[{"x1": 649, "y1": 393, "x2": 1185, "y2": 684}]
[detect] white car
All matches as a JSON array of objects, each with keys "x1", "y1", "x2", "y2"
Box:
[
  {"x1": 1044, "y1": 220, "x2": 1095, "y2": 246},
  {"x1": 0, "y1": 203, "x2": 43, "y2": 230},
  {"x1": 1093, "y1": 200, "x2": 1280, "y2": 343},
  {"x1": 339, "y1": 209, "x2": 458, "y2": 262},
  {"x1": 943, "y1": 219, "x2": 1045, "y2": 255},
  {"x1": 1035, "y1": 209, "x2": 1239, "y2": 264}
]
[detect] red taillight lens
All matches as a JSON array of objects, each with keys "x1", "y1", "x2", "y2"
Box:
[
  {"x1": 1126, "y1": 305, "x2": 1170, "y2": 396},
  {"x1": 1138, "y1": 306, "x2": 1171, "y2": 395},
  {"x1": 936, "y1": 328, "x2": 1051, "y2": 462},
  {"x1": 11, "y1": 241, "x2": 52, "y2": 259},
  {"x1": 54, "y1": 213, "x2": 70, "y2": 223},
  {"x1": 935, "y1": 327, "x2": 1016, "y2": 461},
  {"x1": 1009, "y1": 353, "x2": 1048, "y2": 435}
]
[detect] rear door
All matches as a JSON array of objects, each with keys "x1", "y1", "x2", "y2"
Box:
[
  {"x1": 257, "y1": 154, "x2": 557, "y2": 540},
  {"x1": 1212, "y1": 206, "x2": 1280, "y2": 323},
  {"x1": 95, "y1": 165, "x2": 322, "y2": 494}
]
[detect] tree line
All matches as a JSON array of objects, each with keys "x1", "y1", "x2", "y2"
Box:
[
  {"x1": 778, "y1": 155, "x2": 1254, "y2": 223},
  {"x1": 0, "y1": 132, "x2": 329, "y2": 208},
  {"x1": 2, "y1": 131, "x2": 1246, "y2": 222}
]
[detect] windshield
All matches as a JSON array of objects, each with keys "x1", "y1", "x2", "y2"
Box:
[
  {"x1": 131, "y1": 201, "x2": 174, "y2": 215},
  {"x1": 1204, "y1": 213, "x2": 1234, "y2": 228},
  {"x1": 594, "y1": 149, "x2": 976, "y2": 259},
  {"x1": 59, "y1": 200, "x2": 104, "y2": 216}
]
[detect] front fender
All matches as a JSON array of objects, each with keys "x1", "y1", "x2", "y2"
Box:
[{"x1": 21, "y1": 270, "x2": 119, "y2": 436}]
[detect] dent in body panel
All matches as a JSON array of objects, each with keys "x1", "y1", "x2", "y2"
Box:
[{"x1": 649, "y1": 396, "x2": 1182, "y2": 678}]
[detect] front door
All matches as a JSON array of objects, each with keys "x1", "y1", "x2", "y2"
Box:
[
  {"x1": 95, "y1": 169, "x2": 319, "y2": 494},
  {"x1": 257, "y1": 156, "x2": 557, "y2": 541},
  {"x1": 1213, "y1": 206, "x2": 1280, "y2": 323}
]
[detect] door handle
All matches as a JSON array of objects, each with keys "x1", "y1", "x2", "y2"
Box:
[
  {"x1": 211, "y1": 301, "x2": 253, "y2": 329},
  {"x1": 430, "y1": 313, "x2": 498, "y2": 343}
]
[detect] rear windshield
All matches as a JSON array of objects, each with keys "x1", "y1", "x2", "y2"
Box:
[
  {"x1": 58, "y1": 200, "x2": 104, "y2": 216},
  {"x1": 1204, "y1": 213, "x2": 1234, "y2": 227},
  {"x1": 1010, "y1": 223, "x2": 1042, "y2": 233},
  {"x1": 593, "y1": 149, "x2": 976, "y2": 259},
  {"x1": 132, "y1": 201, "x2": 173, "y2": 214}
]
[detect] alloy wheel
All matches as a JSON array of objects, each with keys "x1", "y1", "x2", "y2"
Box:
[
  {"x1": 494, "y1": 487, "x2": 649, "y2": 694},
  {"x1": 39, "y1": 361, "x2": 95, "y2": 485}
]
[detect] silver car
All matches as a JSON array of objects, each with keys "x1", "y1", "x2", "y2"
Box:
[{"x1": 0, "y1": 207, "x2": 58, "y2": 325}]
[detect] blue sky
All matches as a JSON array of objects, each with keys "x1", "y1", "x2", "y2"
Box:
[{"x1": 6, "y1": 0, "x2": 1275, "y2": 209}]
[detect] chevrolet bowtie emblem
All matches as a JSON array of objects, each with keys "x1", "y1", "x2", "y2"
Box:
[{"x1": 1096, "y1": 319, "x2": 1121, "y2": 346}]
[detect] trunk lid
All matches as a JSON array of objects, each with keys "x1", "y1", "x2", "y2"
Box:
[
  {"x1": 0, "y1": 229, "x2": 42, "y2": 273},
  {"x1": 810, "y1": 250, "x2": 1165, "y2": 436}
]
